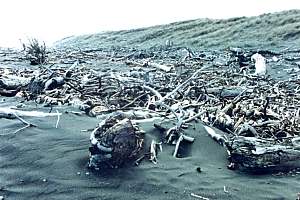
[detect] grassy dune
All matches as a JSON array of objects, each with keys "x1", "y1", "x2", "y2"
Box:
[{"x1": 57, "y1": 10, "x2": 300, "y2": 50}]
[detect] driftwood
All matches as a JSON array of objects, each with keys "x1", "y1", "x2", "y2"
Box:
[
  {"x1": 89, "y1": 113, "x2": 144, "y2": 169},
  {"x1": 149, "y1": 140, "x2": 162, "y2": 164},
  {"x1": 0, "y1": 107, "x2": 61, "y2": 118},
  {"x1": 125, "y1": 60, "x2": 173, "y2": 72},
  {"x1": 0, "y1": 107, "x2": 61, "y2": 134},
  {"x1": 204, "y1": 124, "x2": 300, "y2": 169},
  {"x1": 0, "y1": 75, "x2": 31, "y2": 90},
  {"x1": 226, "y1": 136, "x2": 300, "y2": 169},
  {"x1": 147, "y1": 62, "x2": 173, "y2": 72},
  {"x1": 0, "y1": 88, "x2": 21, "y2": 97},
  {"x1": 173, "y1": 134, "x2": 194, "y2": 157},
  {"x1": 2, "y1": 46, "x2": 300, "y2": 170}
]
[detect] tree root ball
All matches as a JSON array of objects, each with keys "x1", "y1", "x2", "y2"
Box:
[{"x1": 89, "y1": 114, "x2": 144, "y2": 169}]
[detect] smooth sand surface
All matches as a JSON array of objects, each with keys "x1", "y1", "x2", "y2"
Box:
[{"x1": 0, "y1": 98, "x2": 299, "y2": 200}]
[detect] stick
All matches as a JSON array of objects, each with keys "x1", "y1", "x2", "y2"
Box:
[
  {"x1": 55, "y1": 110, "x2": 60, "y2": 128},
  {"x1": 204, "y1": 125, "x2": 228, "y2": 145},
  {"x1": 121, "y1": 93, "x2": 148, "y2": 109},
  {"x1": 184, "y1": 107, "x2": 218, "y2": 123},
  {"x1": 173, "y1": 134, "x2": 195, "y2": 157},
  {"x1": 65, "y1": 60, "x2": 79, "y2": 77},
  {"x1": 190, "y1": 193, "x2": 210, "y2": 200},
  {"x1": 143, "y1": 85, "x2": 163, "y2": 100},
  {"x1": 125, "y1": 60, "x2": 173, "y2": 72},
  {"x1": 12, "y1": 113, "x2": 36, "y2": 134},
  {"x1": 149, "y1": 140, "x2": 160, "y2": 164},
  {"x1": 0, "y1": 107, "x2": 62, "y2": 118},
  {"x1": 13, "y1": 112, "x2": 33, "y2": 125},
  {"x1": 13, "y1": 124, "x2": 32, "y2": 134},
  {"x1": 224, "y1": 186, "x2": 229, "y2": 193},
  {"x1": 143, "y1": 65, "x2": 210, "y2": 105},
  {"x1": 147, "y1": 62, "x2": 173, "y2": 72},
  {"x1": 158, "y1": 66, "x2": 210, "y2": 104}
]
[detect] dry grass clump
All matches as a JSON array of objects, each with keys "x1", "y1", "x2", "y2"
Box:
[{"x1": 25, "y1": 38, "x2": 47, "y2": 65}]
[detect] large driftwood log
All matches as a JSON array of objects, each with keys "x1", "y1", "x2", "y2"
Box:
[
  {"x1": 89, "y1": 113, "x2": 144, "y2": 169},
  {"x1": 204, "y1": 125, "x2": 300, "y2": 169},
  {"x1": 0, "y1": 75, "x2": 31, "y2": 90},
  {"x1": 226, "y1": 136, "x2": 300, "y2": 169}
]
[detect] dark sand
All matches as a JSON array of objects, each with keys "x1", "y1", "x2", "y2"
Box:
[{"x1": 0, "y1": 98, "x2": 299, "y2": 200}]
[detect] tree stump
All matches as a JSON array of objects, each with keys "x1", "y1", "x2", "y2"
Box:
[{"x1": 89, "y1": 113, "x2": 144, "y2": 169}]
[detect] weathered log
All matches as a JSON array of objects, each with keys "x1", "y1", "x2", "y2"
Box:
[
  {"x1": 0, "y1": 75, "x2": 31, "y2": 90},
  {"x1": 204, "y1": 125, "x2": 300, "y2": 169},
  {"x1": 205, "y1": 87, "x2": 252, "y2": 98},
  {"x1": 89, "y1": 114, "x2": 144, "y2": 169},
  {"x1": 44, "y1": 77, "x2": 65, "y2": 90},
  {"x1": 226, "y1": 136, "x2": 300, "y2": 169},
  {"x1": 0, "y1": 88, "x2": 21, "y2": 97}
]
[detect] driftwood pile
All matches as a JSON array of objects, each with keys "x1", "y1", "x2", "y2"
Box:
[{"x1": 1, "y1": 46, "x2": 300, "y2": 170}]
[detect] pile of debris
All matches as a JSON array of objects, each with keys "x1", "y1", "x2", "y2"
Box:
[{"x1": 1, "y1": 46, "x2": 300, "y2": 170}]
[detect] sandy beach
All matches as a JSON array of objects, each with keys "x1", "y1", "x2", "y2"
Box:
[
  {"x1": 1, "y1": 10, "x2": 300, "y2": 200},
  {"x1": 0, "y1": 97, "x2": 299, "y2": 200}
]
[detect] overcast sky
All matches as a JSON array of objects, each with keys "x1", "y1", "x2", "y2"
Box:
[{"x1": 0, "y1": 0, "x2": 299, "y2": 47}]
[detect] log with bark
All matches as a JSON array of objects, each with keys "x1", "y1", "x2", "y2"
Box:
[
  {"x1": 204, "y1": 125, "x2": 300, "y2": 169},
  {"x1": 226, "y1": 136, "x2": 300, "y2": 169},
  {"x1": 89, "y1": 113, "x2": 144, "y2": 169}
]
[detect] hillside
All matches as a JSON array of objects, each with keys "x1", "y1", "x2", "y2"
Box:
[{"x1": 57, "y1": 10, "x2": 300, "y2": 51}]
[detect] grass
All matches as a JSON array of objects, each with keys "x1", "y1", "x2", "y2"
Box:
[
  {"x1": 25, "y1": 38, "x2": 47, "y2": 65},
  {"x1": 56, "y1": 10, "x2": 300, "y2": 51}
]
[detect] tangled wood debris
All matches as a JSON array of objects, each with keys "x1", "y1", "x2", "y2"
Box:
[{"x1": 1, "y1": 46, "x2": 300, "y2": 170}]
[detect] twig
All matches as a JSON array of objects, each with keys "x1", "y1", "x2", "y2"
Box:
[
  {"x1": 13, "y1": 112, "x2": 33, "y2": 125},
  {"x1": 190, "y1": 193, "x2": 210, "y2": 200},
  {"x1": 184, "y1": 107, "x2": 218, "y2": 123},
  {"x1": 13, "y1": 124, "x2": 32, "y2": 134},
  {"x1": 55, "y1": 110, "x2": 60, "y2": 128},
  {"x1": 173, "y1": 134, "x2": 195, "y2": 157},
  {"x1": 121, "y1": 93, "x2": 148, "y2": 109},
  {"x1": 65, "y1": 60, "x2": 79, "y2": 77},
  {"x1": 223, "y1": 186, "x2": 229, "y2": 193},
  {"x1": 204, "y1": 125, "x2": 228, "y2": 145},
  {"x1": 149, "y1": 140, "x2": 162, "y2": 164},
  {"x1": 158, "y1": 65, "x2": 210, "y2": 104},
  {"x1": 143, "y1": 85, "x2": 163, "y2": 100},
  {"x1": 12, "y1": 113, "x2": 36, "y2": 134}
]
